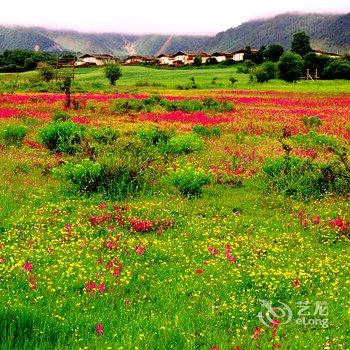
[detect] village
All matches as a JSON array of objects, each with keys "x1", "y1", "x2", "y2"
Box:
[
  {"x1": 74, "y1": 48, "x2": 341, "y2": 67},
  {"x1": 74, "y1": 50, "x2": 249, "y2": 67}
]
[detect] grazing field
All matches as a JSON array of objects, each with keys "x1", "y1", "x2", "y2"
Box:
[
  {"x1": 1, "y1": 65, "x2": 350, "y2": 93},
  {"x1": 0, "y1": 82, "x2": 349, "y2": 350}
]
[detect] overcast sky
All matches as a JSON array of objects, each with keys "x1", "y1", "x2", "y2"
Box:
[{"x1": 1, "y1": 0, "x2": 349, "y2": 35}]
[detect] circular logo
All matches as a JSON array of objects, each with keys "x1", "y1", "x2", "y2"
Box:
[{"x1": 258, "y1": 300, "x2": 293, "y2": 327}]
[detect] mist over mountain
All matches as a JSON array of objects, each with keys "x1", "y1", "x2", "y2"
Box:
[{"x1": 0, "y1": 12, "x2": 349, "y2": 56}]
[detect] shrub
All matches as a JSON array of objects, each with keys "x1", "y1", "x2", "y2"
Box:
[
  {"x1": 111, "y1": 99, "x2": 145, "y2": 113},
  {"x1": 166, "y1": 134, "x2": 204, "y2": 154},
  {"x1": 39, "y1": 65, "x2": 55, "y2": 82},
  {"x1": 90, "y1": 126, "x2": 119, "y2": 145},
  {"x1": 302, "y1": 116, "x2": 322, "y2": 132},
  {"x1": 0, "y1": 125, "x2": 27, "y2": 146},
  {"x1": 39, "y1": 121, "x2": 86, "y2": 154},
  {"x1": 54, "y1": 159, "x2": 102, "y2": 192},
  {"x1": 136, "y1": 126, "x2": 173, "y2": 147},
  {"x1": 254, "y1": 67, "x2": 270, "y2": 83},
  {"x1": 202, "y1": 98, "x2": 233, "y2": 113},
  {"x1": 262, "y1": 155, "x2": 350, "y2": 198},
  {"x1": 323, "y1": 60, "x2": 350, "y2": 80},
  {"x1": 193, "y1": 125, "x2": 221, "y2": 137},
  {"x1": 104, "y1": 63, "x2": 122, "y2": 85},
  {"x1": 169, "y1": 164, "x2": 212, "y2": 197},
  {"x1": 52, "y1": 110, "x2": 70, "y2": 122},
  {"x1": 229, "y1": 76, "x2": 238, "y2": 84},
  {"x1": 278, "y1": 52, "x2": 303, "y2": 82}
]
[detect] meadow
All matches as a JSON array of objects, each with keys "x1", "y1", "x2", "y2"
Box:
[{"x1": 0, "y1": 66, "x2": 349, "y2": 350}]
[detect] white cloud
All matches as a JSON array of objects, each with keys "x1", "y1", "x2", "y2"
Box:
[{"x1": 0, "y1": 0, "x2": 349, "y2": 34}]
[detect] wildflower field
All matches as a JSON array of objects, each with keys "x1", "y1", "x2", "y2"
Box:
[{"x1": 0, "y1": 86, "x2": 349, "y2": 349}]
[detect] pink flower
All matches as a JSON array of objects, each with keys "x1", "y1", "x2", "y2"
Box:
[
  {"x1": 23, "y1": 261, "x2": 33, "y2": 272},
  {"x1": 134, "y1": 245, "x2": 146, "y2": 255},
  {"x1": 292, "y1": 280, "x2": 301, "y2": 288},
  {"x1": 225, "y1": 245, "x2": 237, "y2": 263},
  {"x1": 95, "y1": 323, "x2": 104, "y2": 336},
  {"x1": 98, "y1": 283, "x2": 105, "y2": 293},
  {"x1": 208, "y1": 246, "x2": 219, "y2": 256},
  {"x1": 210, "y1": 347, "x2": 220, "y2": 350},
  {"x1": 252, "y1": 326, "x2": 262, "y2": 340}
]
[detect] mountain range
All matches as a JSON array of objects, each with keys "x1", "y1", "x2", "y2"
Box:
[{"x1": 0, "y1": 12, "x2": 349, "y2": 56}]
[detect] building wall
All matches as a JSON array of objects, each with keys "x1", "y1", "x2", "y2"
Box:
[{"x1": 232, "y1": 53, "x2": 244, "y2": 61}]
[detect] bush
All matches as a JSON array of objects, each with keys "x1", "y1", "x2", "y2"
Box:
[
  {"x1": 136, "y1": 126, "x2": 173, "y2": 147},
  {"x1": 111, "y1": 99, "x2": 145, "y2": 113},
  {"x1": 262, "y1": 155, "x2": 350, "y2": 198},
  {"x1": 166, "y1": 134, "x2": 204, "y2": 154},
  {"x1": 193, "y1": 125, "x2": 221, "y2": 137},
  {"x1": 323, "y1": 60, "x2": 350, "y2": 80},
  {"x1": 90, "y1": 126, "x2": 119, "y2": 145},
  {"x1": 0, "y1": 125, "x2": 27, "y2": 146},
  {"x1": 229, "y1": 76, "x2": 238, "y2": 84},
  {"x1": 52, "y1": 110, "x2": 70, "y2": 122},
  {"x1": 39, "y1": 121, "x2": 86, "y2": 154},
  {"x1": 54, "y1": 159, "x2": 102, "y2": 192},
  {"x1": 104, "y1": 63, "x2": 122, "y2": 85},
  {"x1": 278, "y1": 52, "x2": 303, "y2": 82},
  {"x1": 40, "y1": 65, "x2": 55, "y2": 82},
  {"x1": 169, "y1": 164, "x2": 212, "y2": 197}
]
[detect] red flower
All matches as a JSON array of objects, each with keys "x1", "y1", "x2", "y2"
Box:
[
  {"x1": 134, "y1": 245, "x2": 146, "y2": 255},
  {"x1": 210, "y1": 347, "x2": 220, "y2": 350},
  {"x1": 23, "y1": 261, "x2": 33, "y2": 272},
  {"x1": 292, "y1": 279, "x2": 301, "y2": 288},
  {"x1": 252, "y1": 326, "x2": 262, "y2": 340},
  {"x1": 208, "y1": 246, "x2": 219, "y2": 256},
  {"x1": 225, "y1": 245, "x2": 237, "y2": 263},
  {"x1": 98, "y1": 283, "x2": 105, "y2": 293},
  {"x1": 95, "y1": 323, "x2": 104, "y2": 336},
  {"x1": 86, "y1": 281, "x2": 97, "y2": 293},
  {"x1": 48, "y1": 246, "x2": 54, "y2": 254},
  {"x1": 195, "y1": 269, "x2": 204, "y2": 275},
  {"x1": 0, "y1": 256, "x2": 5, "y2": 264}
]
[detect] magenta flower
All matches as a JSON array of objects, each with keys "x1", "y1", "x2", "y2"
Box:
[
  {"x1": 95, "y1": 323, "x2": 104, "y2": 336},
  {"x1": 23, "y1": 261, "x2": 33, "y2": 272}
]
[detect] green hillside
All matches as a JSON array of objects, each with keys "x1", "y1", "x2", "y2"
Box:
[{"x1": 0, "y1": 13, "x2": 349, "y2": 56}]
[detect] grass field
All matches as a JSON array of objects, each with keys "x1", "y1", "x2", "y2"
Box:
[
  {"x1": 1, "y1": 65, "x2": 350, "y2": 93},
  {"x1": 0, "y1": 69, "x2": 349, "y2": 349}
]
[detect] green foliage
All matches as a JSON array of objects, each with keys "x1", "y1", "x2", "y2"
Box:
[
  {"x1": 52, "y1": 110, "x2": 70, "y2": 122},
  {"x1": 290, "y1": 132, "x2": 340, "y2": 150},
  {"x1": 266, "y1": 44, "x2": 284, "y2": 62},
  {"x1": 168, "y1": 164, "x2": 212, "y2": 197},
  {"x1": 193, "y1": 125, "x2": 221, "y2": 137},
  {"x1": 323, "y1": 60, "x2": 350, "y2": 80},
  {"x1": 54, "y1": 159, "x2": 103, "y2": 193},
  {"x1": 252, "y1": 62, "x2": 276, "y2": 83},
  {"x1": 40, "y1": 65, "x2": 55, "y2": 82},
  {"x1": 0, "y1": 124, "x2": 27, "y2": 146},
  {"x1": 104, "y1": 63, "x2": 122, "y2": 85},
  {"x1": 291, "y1": 31, "x2": 312, "y2": 57},
  {"x1": 90, "y1": 126, "x2": 119, "y2": 145},
  {"x1": 166, "y1": 134, "x2": 204, "y2": 154},
  {"x1": 111, "y1": 99, "x2": 145, "y2": 113},
  {"x1": 229, "y1": 76, "x2": 238, "y2": 84},
  {"x1": 303, "y1": 52, "x2": 331, "y2": 76},
  {"x1": 39, "y1": 121, "x2": 86, "y2": 154},
  {"x1": 136, "y1": 126, "x2": 173, "y2": 147},
  {"x1": 263, "y1": 155, "x2": 350, "y2": 198},
  {"x1": 193, "y1": 56, "x2": 202, "y2": 66},
  {"x1": 302, "y1": 116, "x2": 322, "y2": 132},
  {"x1": 278, "y1": 52, "x2": 303, "y2": 82}
]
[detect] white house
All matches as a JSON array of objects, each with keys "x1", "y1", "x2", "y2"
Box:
[
  {"x1": 231, "y1": 49, "x2": 246, "y2": 62},
  {"x1": 157, "y1": 54, "x2": 173, "y2": 65},
  {"x1": 211, "y1": 52, "x2": 229, "y2": 63},
  {"x1": 80, "y1": 54, "x2": 115, "y2": 66}
]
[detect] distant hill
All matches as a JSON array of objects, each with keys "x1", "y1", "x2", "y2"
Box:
[
  {"x1": 207, "y1": 13, "x2": 350, "y2": 53},
  {"x1": 0, "y1": 13, "x2": 349, "y2": 56}
]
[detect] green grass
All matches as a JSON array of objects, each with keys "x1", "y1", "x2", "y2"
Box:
[{"x1": 1, "y1": 65, "x2": 350, "y2": 93}]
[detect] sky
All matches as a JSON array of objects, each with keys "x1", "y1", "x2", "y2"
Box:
[{"x1": 0, "y1": 0, "x2": 349, "y2": 35}]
